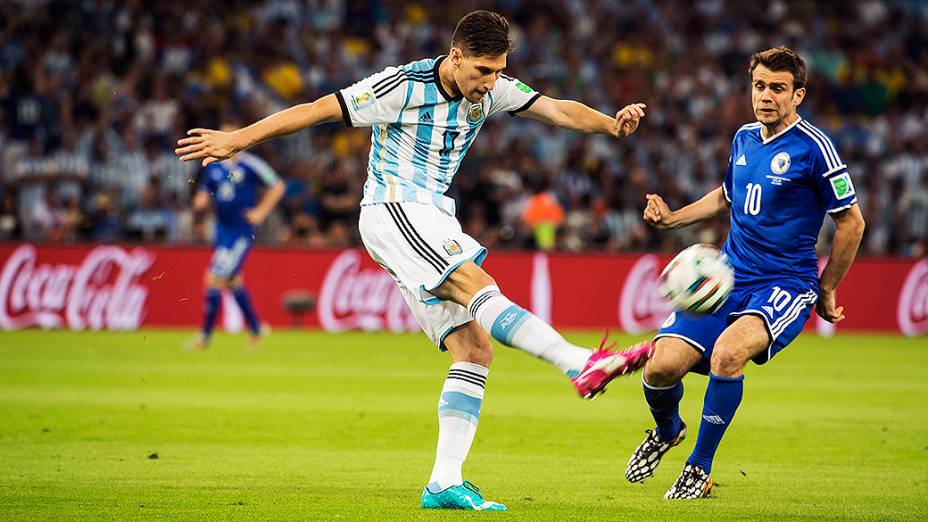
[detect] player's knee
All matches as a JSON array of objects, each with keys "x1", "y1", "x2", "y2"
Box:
[
  {"x1": 456, "y1": 337, "x2": 493, "y2": 366},
  {"x1": 643, "y1": 339, "x2": 688, "y2": 386},
  {"x1": 643, "y1": 359, "x2": 681, "y2": 387},
  {"x1": 710, "y1": 345, "x2": 747, "y2": 377},
  {"x1": 445, "y1": 323, "x2": 494, "y2": 366}
]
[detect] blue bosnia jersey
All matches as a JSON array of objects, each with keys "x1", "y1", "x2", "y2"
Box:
[
  {"x1": 197, "y1": 152, "x2": 280, "y2": 238},
  {"x1": 721, "y1": 117, "x2": 858, "y2": 287}
]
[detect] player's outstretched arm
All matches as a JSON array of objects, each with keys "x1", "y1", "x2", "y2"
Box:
[
  {"x1": 175, "y1": 95, "x2": 343, "y2": 166},
  {"x1": 643, "y1": 187, "x2": 729, "y2": 230},
  {"x1": 816, "y1": 204, "x2": 865, "y2": 323},
  {"x1": 519, "y1": 96, "x2": 646, "y2": 138}
]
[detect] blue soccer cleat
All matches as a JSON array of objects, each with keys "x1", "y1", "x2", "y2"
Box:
[{"x1": 420, "y1": 481, "x2": 507, "y2": 511}]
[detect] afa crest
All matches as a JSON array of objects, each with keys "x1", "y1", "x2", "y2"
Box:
[
  {"x1": 443, "y1": 240, "x2": 462, "y2": 256},
  {"x1": 466, "y1": 104, "x2": 485, "y2": 125}
]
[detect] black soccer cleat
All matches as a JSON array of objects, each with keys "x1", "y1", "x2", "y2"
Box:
[
  {"x1": 625, "y1": 423, "x2": 687, "y2": 483},
  {"x1": 664, "y1": 462, "x2": 712, "y2": 499}
]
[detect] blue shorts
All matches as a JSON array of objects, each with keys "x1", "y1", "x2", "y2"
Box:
[
  {"x1": 655, "y1": 277, "x2": 818, "y2": 374},
  {"x1": 209, "y1": 233, "x2": 253, "y2": 280}
]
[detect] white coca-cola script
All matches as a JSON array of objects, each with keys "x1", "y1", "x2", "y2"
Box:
[
  {"x1": 0, "y1": 244, "x2": 153, "y2": 331},
  {"x1": 618, "y1": 254, "x2": 675, "y2": 334},
  {"x1": 897, "y1": 258, "x2": 928, "y2": 336},
  {"x1": 317, "y1": 249, "x2": 419, "y2": 333}
]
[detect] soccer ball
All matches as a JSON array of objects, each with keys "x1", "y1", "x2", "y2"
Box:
[{"x1": 659, "y1": 244, "x2": 734, "y2": 314}]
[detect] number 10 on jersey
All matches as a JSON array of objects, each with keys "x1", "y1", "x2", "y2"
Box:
[{"x1": 744, "y1": 183, "x2": 762, "y2": 215}]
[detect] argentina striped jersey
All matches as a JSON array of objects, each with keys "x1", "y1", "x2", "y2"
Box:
[{"x1": 335, "y1": 55, "x2": 540, "y2": 216}]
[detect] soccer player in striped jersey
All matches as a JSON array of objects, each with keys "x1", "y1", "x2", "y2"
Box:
[
  {"x1": 190, "y1": 123, "x2": 285, "y2": 350},
  {"x1": 177, "y1": 10, "x2": 651, "y2": 510},
  {"x1": 627, "y1": 47, "x2": 866, "y2": 499}
]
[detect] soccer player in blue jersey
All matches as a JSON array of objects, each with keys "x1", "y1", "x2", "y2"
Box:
[
  {"x1": 624, "y1": 47, "x2": 866, "y2": 499},
  {"x1": 190, "y1": 124, "x2": 285, "y2": 350},
  {"x1": 176, "y1": 10, "x2": 651, "y2": 511}
]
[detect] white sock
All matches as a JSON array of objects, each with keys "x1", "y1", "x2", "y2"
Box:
[
  {"x1": 466, "y1": 285, "x2": 591, "y2": 376},
  {"x1": 427, "y1": 362, "x2": 488, "y2": 492}
]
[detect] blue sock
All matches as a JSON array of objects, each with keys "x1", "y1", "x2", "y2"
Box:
[
  {"x1": 232, "y1": 287, "x2": 260, "y2": 335},
  {"x1": 202, "y1": 288, "x2": 221, "y2": 339},
  {"x1": 643, "y1": 378, "x2": 684, "y2": 441},
  {"x1": 687, "y1": 373, "x2": 744, "y2": 474}
]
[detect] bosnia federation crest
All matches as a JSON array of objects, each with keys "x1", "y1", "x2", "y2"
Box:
[
  {"x1": 466, "y1": 103, "x2": 485, "y2": 125},
  {"x1": 443, "y1": 239, "x2": 462, "y2": 256},
  {"x1": 228, "y1": 169, "x2": 245, "y2": 183},
  {"x1": 770, "y1": 151, "x2": 791, "y2": 174}
]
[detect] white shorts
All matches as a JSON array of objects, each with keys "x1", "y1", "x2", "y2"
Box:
[{"x1": 359, "y1": 202, "x2": 488, "y2": 350}]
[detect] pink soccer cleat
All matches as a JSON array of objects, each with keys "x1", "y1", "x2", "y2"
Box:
[{"x1": 571, "y1": 335, "x2": 653, "y2": 400}]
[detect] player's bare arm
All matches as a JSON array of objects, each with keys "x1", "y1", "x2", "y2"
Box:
[
  {"x1": 244, "y1": 181, "x2": 286, "y2": 226},
  {"x1": 519, "y1": 96, "x2": 646, "y2": 138},
  {"x1": 175, "y1": 95, "x2": 343, "y2": 166},
  {"x1": 816, "y1": 203, "x2": 865, "y2": 323},
  {"x1": 643, "y1": 186, "x2": 729, "y2": 230}
]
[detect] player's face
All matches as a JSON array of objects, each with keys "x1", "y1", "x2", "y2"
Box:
[
  {"x1": 450, "y1": 49, "x2": 506, "y2": 103},
  {"x1": 751, "y1": 64, "x2": 805, "y2": 129}
]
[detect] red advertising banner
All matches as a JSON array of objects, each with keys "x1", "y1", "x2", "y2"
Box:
[{"x1": 0, "y1": 243, "x2": 925, "y2": 336}]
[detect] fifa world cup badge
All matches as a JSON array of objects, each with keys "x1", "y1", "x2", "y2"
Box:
[
  {"x1": 351, "y1": 88, "x2": 375, "y2": 111},
  {"x1": 829, "y1": 172, "x2": 856, "y2": 199},
  {"x1": 770, "y1": 152, "x2": 791, "y2": 174},
  {"x1": 466, "y1": 104, "x2": 484, "y2": 125}
]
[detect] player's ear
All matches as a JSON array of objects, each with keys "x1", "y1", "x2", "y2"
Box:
[
  {"x1": 449, "y1": 47, "x2": 462, "y2": 67},
  {"x1": 793, "y1": 87, "x2": 806, "y2": 106}
]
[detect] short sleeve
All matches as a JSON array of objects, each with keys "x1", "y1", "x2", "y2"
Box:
[
  {"x1": 722, "y1": 137, "x2": 736, "y2": 203},
  {"x1": 487, "y1": 75, "x2": 541, "y2": 117},
  {"x1": 806, "y1": 130, "x2": 857, "y2": 213},
  {"x1": 722, "y1": 155, "x2": 733, "y2": 203},
  {"x1": 336, "y1": 66, "x2": 409, "y2": 128}
]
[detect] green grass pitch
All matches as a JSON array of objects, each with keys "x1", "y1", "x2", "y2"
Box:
[{"x1": 0, "y1": 329, "x2": 925, "y2": 520}]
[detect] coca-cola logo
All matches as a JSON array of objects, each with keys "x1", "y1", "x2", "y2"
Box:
[
  {"x1": 618, "y1": 254, "x2": 675, "y2": 334},
  {"x1": 897, "y1": 259, "x2": 928, "y2": 337},
  {"x1": 0, "y1": 244, "x2": 153, "y2": 331},
  {"x1": 318, "y1": 250, "x2": 419, "y2": 333}
]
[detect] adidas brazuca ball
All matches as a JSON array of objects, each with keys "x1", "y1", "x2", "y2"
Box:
[{"x1": 659, "y1": 244, "x2": 734, "y2": 314}]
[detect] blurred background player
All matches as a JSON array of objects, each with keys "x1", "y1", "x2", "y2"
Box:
[
  {"x1": 190, "y1": 122, "x2": 285, "y2": 350},
  {"x1": 625, "y1": 47, "x2": 866, "y2": 499},
  {"x1": 176, "y1": 10, "x2": 651, "y2": 511}
]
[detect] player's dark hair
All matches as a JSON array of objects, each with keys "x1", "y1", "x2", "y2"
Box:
[
  {"x1": 749, "y1": 46, "x2": 808, "y2": 90},
  {"x1": 451, "y1": 10, "x2": 513, "y2": 57}
]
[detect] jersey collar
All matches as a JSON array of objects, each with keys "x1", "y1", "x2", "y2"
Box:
[
  {"x1": 434, "y1": 55, "x2": 463, "y2": 102},
  {"x1": 760, "y1": 115, "x2": 802, "y2": 145}
]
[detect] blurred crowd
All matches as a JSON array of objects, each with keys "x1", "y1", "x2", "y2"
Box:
[{"x1": 1, "y1": 0, "x2": 927, "y2": 256}]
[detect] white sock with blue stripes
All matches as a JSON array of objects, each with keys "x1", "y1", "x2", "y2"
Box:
[
  {"x1": 427, "y1": 362, "x2": 488, "y2": 493},
  {"x1": 466, "y1": 285, "x2": 591, "y2": 377}
]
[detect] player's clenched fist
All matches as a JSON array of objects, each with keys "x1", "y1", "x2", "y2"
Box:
[
  {"x1": 615, "y1": 103, "x2": 646, "y2": 138},
  {"x1": 643, "y1": 193, "x2": 672, "y2": 229},
  {"x1": 175, "y1": 128, "x2": 244, "y2": 167}
]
